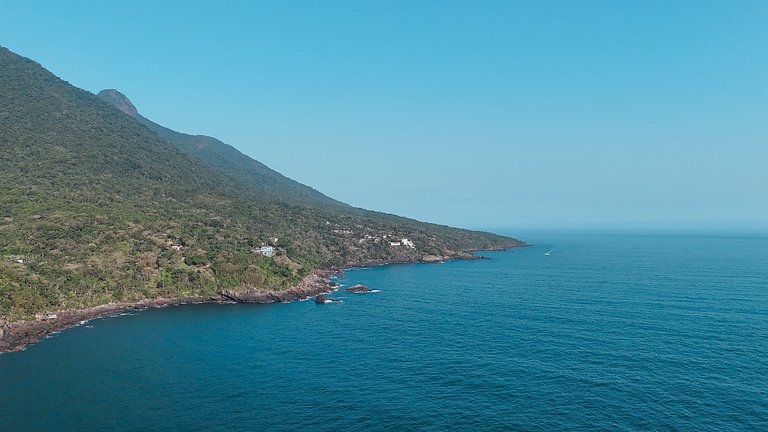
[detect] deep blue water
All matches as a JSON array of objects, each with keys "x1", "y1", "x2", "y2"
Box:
[{"x1": 1, "y1": 231, "x2": 767, "y2": 431}]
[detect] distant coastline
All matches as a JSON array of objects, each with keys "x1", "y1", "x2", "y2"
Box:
[{"x1": 0, "y1": 246, "x2": 526, "y2": 353}]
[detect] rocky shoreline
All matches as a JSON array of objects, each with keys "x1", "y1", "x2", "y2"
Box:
[
  {"x1": 0, "y1": 270, "x2": 339, "y2": 353},
  {"x1": 0, "y1": 248, "x2": 522, "y2": 353}
]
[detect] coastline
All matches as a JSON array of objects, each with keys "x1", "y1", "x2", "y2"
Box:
[
  {"x1": 0, "y1": 270, "x2": 339, "y2": 353},
  {"x1": 0, "y1": 247, "x2": 524, "y2": 353}
]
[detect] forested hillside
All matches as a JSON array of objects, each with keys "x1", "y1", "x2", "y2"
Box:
[{"x1": 0, "y1": 46, "x2": 523, "y2": 321}]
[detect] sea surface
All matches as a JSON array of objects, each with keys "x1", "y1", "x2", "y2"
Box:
[{"x1": 1, "y1": 230, "x2": 767, "y2": 431}]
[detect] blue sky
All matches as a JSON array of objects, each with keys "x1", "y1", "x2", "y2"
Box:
[{"x1": 2, "y1": 1, "x2": 766, "y2": 229}]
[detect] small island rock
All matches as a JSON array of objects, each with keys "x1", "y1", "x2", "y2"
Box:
[{"x1": 344, "y1": 284, "x2": 372, "y2": 293}]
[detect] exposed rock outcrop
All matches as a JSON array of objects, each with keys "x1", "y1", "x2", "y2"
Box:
[
  {"x1": 420, "y1": 255, "x2": 445, "y2": 263},
  {"x1": 219, "y1": 272, "x2": 339, "y2": 303},
  {"x1": 344, "y1": 284, "x2": 372, "y2": 293}
]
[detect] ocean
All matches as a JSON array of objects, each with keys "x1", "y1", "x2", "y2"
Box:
[{"x1": 1, "y1": 230, "x2": 766, "y2": 431}]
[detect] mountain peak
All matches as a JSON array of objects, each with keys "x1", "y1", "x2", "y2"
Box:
[{"x1": 97, "y1": 88, "x2": 138, "y2": 117}]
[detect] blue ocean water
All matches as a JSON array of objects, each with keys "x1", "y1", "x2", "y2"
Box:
[{"x1": 1, "y1": 231, "x2": 767, "y2": 431}]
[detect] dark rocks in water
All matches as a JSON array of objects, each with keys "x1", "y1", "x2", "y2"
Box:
[
  {"x1": 344, "y1": 284, "x2": 372, "y2": 293},
  {"x1": 315, "y1": 294, "x2": 342, "y2": 303}
]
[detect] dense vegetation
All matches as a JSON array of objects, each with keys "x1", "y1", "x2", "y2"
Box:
[{"x1": 0, "y1": 46, "x2": 523, "y2": 322}]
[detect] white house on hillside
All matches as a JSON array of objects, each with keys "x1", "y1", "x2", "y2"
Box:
[{"x1": 389, "y1": 238, "x2": 416, "y2": 248}]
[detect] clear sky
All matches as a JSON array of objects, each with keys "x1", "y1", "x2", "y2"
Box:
[{"x1": 2, "y1": 1, "x2": 766, "y2": 230}]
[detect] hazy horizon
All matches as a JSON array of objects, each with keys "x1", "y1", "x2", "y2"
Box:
[{"x1": 2, "y1": 1, "x2": 766, "y2": 230}]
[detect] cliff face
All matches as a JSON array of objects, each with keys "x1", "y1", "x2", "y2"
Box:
[{"x1": 0, "y1": 45, "x2": 524, "y2": 323}]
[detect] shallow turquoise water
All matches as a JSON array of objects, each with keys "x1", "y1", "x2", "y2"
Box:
[{"x1": 1, "y1": 231, "x2": 767, "y2": 431}]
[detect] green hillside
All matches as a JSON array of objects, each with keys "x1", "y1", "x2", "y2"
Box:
[
  {"x1": 97, "y1": 89, "x2": 345, "y2": 207},
  {"x1": 0, "y1": 46, "x2": 523, "y2": 322}
]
